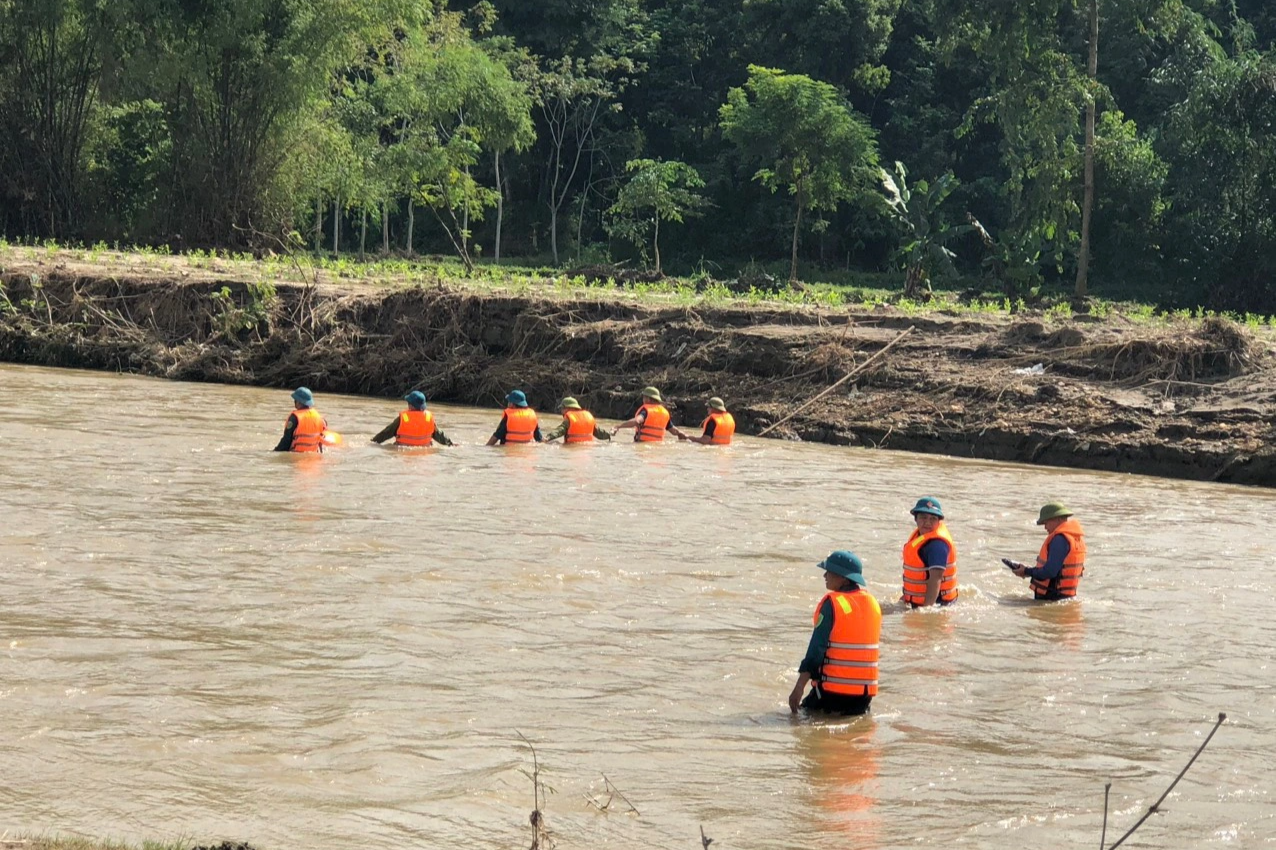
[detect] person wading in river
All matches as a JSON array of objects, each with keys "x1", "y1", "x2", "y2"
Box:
[
  {"x1": 789, "y1": 550, "x2": 881, "y2": 716},
  {"x1": 370, "y1": 391, "x2": 454, "y2": 447},
  {"x1": 1008, "y1": 502, "x2": 1087, "y2": 600},
  {"x1": 543, "y1": 397, "x2": 611, "y2": 443},
  {"x1": 486, "y1": 390, "x2": 542, "y2": 445},
  {"x1": 611, "y1": 387, "x2": 690, "y2": 442},
  {"x1": 901, "y1": 496, "x2": 958, "y2": 608},
  {"x1": 681, "y1": 396, "x2": 735, "y2": 445},
  {"x1": 274, "y1": 387, "x2": 327, "y2": 452}
]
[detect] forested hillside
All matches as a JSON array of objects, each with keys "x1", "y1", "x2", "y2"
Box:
[{"x1": 3, "y1": 0, "x2": 1275, "y2": 309}]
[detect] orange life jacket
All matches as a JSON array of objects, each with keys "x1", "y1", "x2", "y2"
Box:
[
  {"x1": 502, "y1": 407, "x2": 538, "y2": 443},
  {"x1": 395, "y1": 409, "x2": 436, "y2": 447},
  {"x1": 901, "y1": 523, "x2": 959, "y2": 605},
  {"x1": 1033, "y1": 518, "x2": 1086, "y2": 599},
  {"x1": 636, "y1": 403, "x2": 670, "y2": 442},
  {"x1": 701, "y1": 411, "x2": 735, "y2": 445},
  {"x1": 289, "y1": 407, "x2": 326, "y2": 453},
  {"x1": 563, "y1": 408, "x2": 596, "y2": 444},
  {"x1": 815, "y1": 590, "x2": 881, "y2": 697}
]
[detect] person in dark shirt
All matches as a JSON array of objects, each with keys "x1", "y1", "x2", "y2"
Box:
[
  {"x1": 790, "y1": 550, "x2": 882, "y2": 716},
  {"x1": 486, "y1": 390, "x2": 543, "y2": 445},
  {"x1": 1008, "y1": 502, "x2": 1087, "y2": 599},
  {"x1": 273, "y1": 387, "x2": 326, "y2": 452},
  {"x1": 370, "y1": 391, "x2": 454, "y2": 446}
]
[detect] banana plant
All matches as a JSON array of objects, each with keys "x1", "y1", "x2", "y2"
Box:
[{"x1": 880, "y1": 162, "x2": 978, "y2": 300}]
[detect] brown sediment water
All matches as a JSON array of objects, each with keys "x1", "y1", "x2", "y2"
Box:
[{"x1": 0, "y1": 363, "x2": 1271, "y2": 849}]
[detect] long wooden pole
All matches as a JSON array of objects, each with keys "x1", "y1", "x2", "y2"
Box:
[{"x1": 756, "y1": 325, "x2": 915, "y2": 437}]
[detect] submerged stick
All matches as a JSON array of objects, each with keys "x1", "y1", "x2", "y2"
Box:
[
  {"x1": 1100, "y1": 781, "x2": 1111, "y2": 850},
  {"x1": 756, "y1": 325, "x2": 915, "y2": 438},
  {"x1": 1105, "y1": 712, "x2": 1226, "y2": 850}
]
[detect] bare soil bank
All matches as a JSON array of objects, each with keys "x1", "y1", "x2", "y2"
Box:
[{"x1": 3, "y1": 261, "x2": 1276, "y2": 486}]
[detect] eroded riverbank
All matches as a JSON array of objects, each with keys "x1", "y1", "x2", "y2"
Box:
[{"x1": 2, "y1": 255, "x2": 1275, "y2": 484}]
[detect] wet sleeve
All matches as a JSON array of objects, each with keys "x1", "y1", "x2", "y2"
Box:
[
  {"x1": 491, "y1": 414, "x2": 508, "y2": 443},
  {"x1": 593, "y1": 425, "x2": 612, "y2": 441},
  {"x1": 798, "y1": 599, "x2": 835, "y2": 675},
  {"x1": 543, "y1": 420, "x2": 568, "y2": 441},
  {"x1": 919, "y1": 539, "x2": 951, "y2": 570},
  {"x1": 1029, "y1": 536, "x2": 1070, "y2": 580},
  {"x1": 273, "y1": 413, "x2": 298, "y2": 451},
  {"x1": 433, "y1": 428, "x2": 454, "y2": 446},
  {"x1": 370, "y1": 417, "x2": 400, "y2": 444},
  {"x1": 533, "y1": 424, "x2": 544, "y2": 443},
  {"x1": 703, "y1": 418, "x2": 717, "y2": 438}
]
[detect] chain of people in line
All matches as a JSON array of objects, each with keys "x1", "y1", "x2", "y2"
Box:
[
  {"x1": 272, "y1": 385, "x2": 734, "y2": 453},
  {"x1": 274, "y1": 385, "x2": 1084, "y2": 720}
]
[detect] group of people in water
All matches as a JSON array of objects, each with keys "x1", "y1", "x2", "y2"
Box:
[
  {"x1": 272, "y1": 385, "x2": 734, "y2": 452},
  {"x1": 272, "y1": 384, "x2": 1084, "y2": 720},
  {"x1": 791, "y1": 496, "x2": 1087, "y2": 716}
]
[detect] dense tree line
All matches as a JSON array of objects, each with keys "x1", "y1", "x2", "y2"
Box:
[{"x1": 3, "y1": 0, "x2": 1276, "y2": 308}]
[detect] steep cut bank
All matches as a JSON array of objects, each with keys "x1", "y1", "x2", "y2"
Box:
[{"x1": 3, "y1": 260, "x2": 1276, "y2": 486}]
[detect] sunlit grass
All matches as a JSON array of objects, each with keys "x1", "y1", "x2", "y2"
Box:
[{"x1": 2, "y1": 238, "x2": 1273, "y2": 331}]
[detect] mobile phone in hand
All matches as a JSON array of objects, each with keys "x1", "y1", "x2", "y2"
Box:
[{"x1": 1001, "y1": 558, "x2": 1020, "y2": 570}]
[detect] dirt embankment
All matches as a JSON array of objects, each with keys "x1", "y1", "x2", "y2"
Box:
[{"x1": 3, "y1": 261, "x2": 1276, "y2": 486}]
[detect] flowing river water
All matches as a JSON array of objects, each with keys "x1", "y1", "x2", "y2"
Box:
[{"x1": 1, "y1": 363, "x2": 1272, "y2": 849}]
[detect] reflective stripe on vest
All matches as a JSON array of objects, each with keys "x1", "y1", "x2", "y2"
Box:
[
  {"x1": 503, "y1": 407, "x2": 538, "y2": 443},
  {"x1": 290, "y1": 408, "x2": 326, "y2": 453},
  {"x1": 396, "y1": 409, "x2": 436, "y2": 446},
  {"x1": 636, "y1": 403, "x2": 670, "y2": 441},
  {"x1": 901, "y1": 522, "x2": 958, "y2": 605},
  {"x1": 563, "y1": 409, "x2": 596, "y2": 444},
  {"x1": 702, "y1": 411, "x2": 735, "y2": 445},
  {"x1": 1033, "y1": 518, "x2": 1086, "y2": 599},
  {"x1": 814, "y1": 590, "x2": 882, "y2": 697}
]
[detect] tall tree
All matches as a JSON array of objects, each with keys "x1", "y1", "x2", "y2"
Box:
[
  {"x1": 608, "y1": 158, "x2": 705, "y2": 273},
  {"x1": 720, "y1": 65, "x2": 879, "y2": 283}
]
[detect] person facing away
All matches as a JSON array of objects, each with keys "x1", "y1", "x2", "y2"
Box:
[
  {"x1": 681, "y1": 396, "x2": 736, "y2": 445},
  {"x1": 370, "y1": 391, "x2": 454, "y2": 447},
  {"x1": 789, "y1": 550, "x2": 882, "y2": 717},
  {"x1": 486, "y1": 389, "x2": 542, "y2": 446},
  {"x1": 543, "y1": 397, "x2": 611, "y2": 444},
  {"x1": 1008, "y1": 502, "x2": 1086, "y2": 600},
  {"x1": 611, "y1": 386, "x2": 689, "y2": 442},
  {"x1": 901, "y1": 496, "x2": 958, "y2": 608},
  {"x1": 274, "y1": 387, "x2": 327, "y2": 452}
]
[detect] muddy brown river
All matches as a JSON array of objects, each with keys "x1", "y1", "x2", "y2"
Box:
[{"x1": 1, "y1": 363, "x2": 1271, "y2": 848}]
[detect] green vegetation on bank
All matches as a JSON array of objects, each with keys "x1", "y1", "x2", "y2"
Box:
[
  {"x1": 4, "y1": 1, "x2": 1276, "y2": 313},
  {"x1": 5, "y1": 243, "x2": 1276, "y2": 334}
]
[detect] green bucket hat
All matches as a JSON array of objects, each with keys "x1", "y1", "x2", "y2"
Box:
[
  {"x1": 558, "y1": 397, "x2": 582, "y2": 410},
  {"x1": 708, "y1": 396, "x2": 727, "y2": 412},
  {"x1": 641, "y1": 386, "x2": 663, "y2": 403},
  {"x1": 910, "y1": 496, "x2": 944, "y2": 518},
  {"x1": 1037, "y1": 502, "x2": 1074, "y2": 525},
  {"x1": 818, "y1": 550, "x2": 865, "y2": 586}
]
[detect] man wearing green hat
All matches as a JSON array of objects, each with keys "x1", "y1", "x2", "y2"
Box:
[
  {"x1": 611, "y1": 386, "x2": 690, "y2": 442},
  {"x1": 789, "y1": 550, "x2": 882, "y2": 716},
  {"x1": 901, "y1": 496, "x2": 958, "y2": 607},
  {"x1": 543, "y1": 397, "x2": 612, "y2": 443},
  {"x1": 370, "y1": 391, "x2": 454, "y2": 447},
  {"x1": 1007, "y1": 502, "x2": 1087, "y2": 600},
  {"x1": 683, "y1": 397, "x2": 736, "y2": 445},
  {"x1": 273, "y1": 386, "x2": 328, "y2": 452}
]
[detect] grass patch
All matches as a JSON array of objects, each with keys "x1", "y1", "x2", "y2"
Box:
[
  {"x1": 3, "y1": 239, "x2": 1275, "y2": 332},
  {"x1": 0, "y1": 836, "x2": 211, "y2": 850}
]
